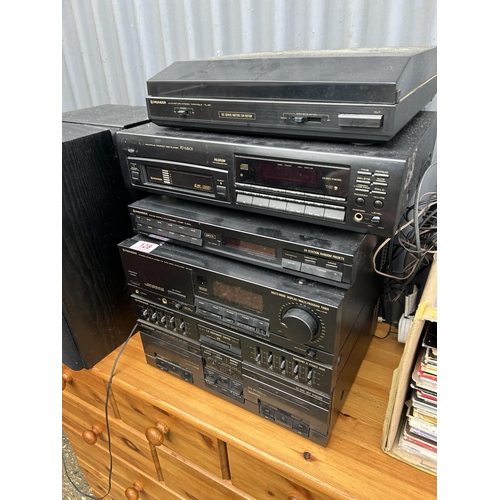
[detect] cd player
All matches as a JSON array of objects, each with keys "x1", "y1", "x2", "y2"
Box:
[{"x1": 116, "y1": 111, "x2": 437, "y2": 237}]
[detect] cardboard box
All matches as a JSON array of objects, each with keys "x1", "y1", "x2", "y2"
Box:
[{"x1": 381, "y1": 254, "x2": 437, "y2": 475}]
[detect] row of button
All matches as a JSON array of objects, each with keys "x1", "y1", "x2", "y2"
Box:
[
  {"x1": 259, "y1": 403, "x2": 310, "y2": 436},
  {"x1": 355, "y1": 171, "x2": 389, "y2": 197},
  {"x1": 237, "y1": 182, "x2": 346, "y2": 203},
  {"x1": 135, "y1": 214, "x2": 202, "y2": 238},
  {"x1": 135, "y1": 221, "x2": 203, "y2": 246},
  {"x1": 163, "y1": 229, "x2": 202, "y2": 247},
  {"x1": 354, "y1": 186, "x2": 387, "y2": 196},
  {"x1": 236, "y1": 192, "x2": 345, "y2": 221},
  {"x1": 195, "y1": 298, "x2": 269, "y2": 336},
  {"x1": 356, "y1": 171, "x2": 390, "y2": 179},
  {"x1": 354, "y1": 197, "x2": 384, "y2": 209},
  {"x1": 155, "y1": 357, "x2": 194, "y2": 383},
  {"x1": 204, "y1": 368, "x2": 245, "y2": 403},
  {"x1": 281, "y1": 258, "x2": 342, "y2": 282}
]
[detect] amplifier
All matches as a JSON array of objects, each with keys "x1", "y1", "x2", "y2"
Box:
[
  {"x1": 132, "y1": 294, "x2": 364, "y2": 392},
  {"x1": 116, "y1": 111, "x2": 437, "y2": 237},
  {"x1": 128, "y1": 195, "x2": 380, "y2": 288},
  {"x1": 118, "y1": 235, "x2": 381, "y2": 365},
  {"x1": 145, "y1": 47, "x2": 437, "y2": 143}
]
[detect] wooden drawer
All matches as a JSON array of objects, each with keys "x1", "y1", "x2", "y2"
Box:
[
  {"x1": 78, "y1": 458, "x2": 181, "y2": 500},
  {"x1": 64, "y1": 423, "x2": 183, "y2": 500},
  {"x1": 64, "y1": 421, "x2": 254, "y2": 500},
  {"x1": 62, "y1": 364, "x2": 119, "y2": 416},
  {"x1": 155, "y1": 444, "x2": 255, "y2": 500},
  {"x1": 112, "y1": 384, "x2": 229, "y2": 479},
  {"x1": 63, "y1": 392, "x2": 158, "y2": 479},
  {"x1": 227, "y1": 445, "x2": 333, "y2": 500}
]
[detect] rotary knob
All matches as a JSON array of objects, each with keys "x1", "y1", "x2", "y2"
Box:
[{"x1": 281, "y1": 307, "x2": 318, "y2": 344}]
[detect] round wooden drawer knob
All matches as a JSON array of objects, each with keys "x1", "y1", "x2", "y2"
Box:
[
  {"x1": 62, "y1": 370, "x2": 73, "y2": 390},
  {"x1": 125, "y1": 481, "x2": 143, "y2": 500},
  {"x1": 82, "y1": 424, "x2": 104, "y2": 445},
  {"x1": 145, "y1": 420, "x2": 170, "y2": 447},
  {"x1": 289, "y1": 491, "x2": 309, "y2": 500}
]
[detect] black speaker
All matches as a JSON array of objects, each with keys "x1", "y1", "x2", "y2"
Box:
[{"x1": 62, "y1": 104, "x2": 149, "y2": 370}]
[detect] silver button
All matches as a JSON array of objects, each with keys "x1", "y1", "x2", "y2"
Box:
[
  {"x1": 285, "y1": 202, "x2": 305, "y2": 214},
  {"x1": 323, "y1": 208, "x2": 345, "y2": 221},
  {"x1": 237, "y1": 194, "x2": 253, "y2": 205}
]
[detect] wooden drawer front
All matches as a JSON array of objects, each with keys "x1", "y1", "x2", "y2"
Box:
[
  {"x1": 64, "y1": 428, "x2": 184, "y2": 500},
  {"x1": 62, "y1": 364, "x2": 114, "y2": 413},
  {"x1": 63, "y1": 393, "x2": 158, "y2": 479},
  {"x1": 112, "y1": 384, "x2": 228, "y2": 478},
  {"x1": 227, "y1": 445, "x2": 334, "y2": 500},
  {"x1": 156, "y1": 445, "x2": 254, "y2": 500}
]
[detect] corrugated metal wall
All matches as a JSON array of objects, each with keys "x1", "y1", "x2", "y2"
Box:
[{"x1": 62, "y1": 0, "x2": 437, "y2": 112}]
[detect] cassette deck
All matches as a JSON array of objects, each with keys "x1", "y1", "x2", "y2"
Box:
[{"x1": 136, "y1": 286, "x2": 375, "y2": 446}]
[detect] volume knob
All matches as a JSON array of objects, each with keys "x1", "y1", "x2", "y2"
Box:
[{"x1": 281, "y1": 308, "x2": 318, "y2": 344}]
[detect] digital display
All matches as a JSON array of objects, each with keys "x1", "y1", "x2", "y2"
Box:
[
  {"x1": 236, "y1": 155, "x2": 349, "y2": 197},
  {"x1": 146, "y1": 166, "x2": 213, "y2": 192},
  {"x1": 224, "y1": 237, "x2": 276, "y2": 258},
  {"x1": 213, "y1": 280, "x2": 264, "y2": 314},
  {"x1": 257, "y1": 162, "x2": 321, "y2": 188}
]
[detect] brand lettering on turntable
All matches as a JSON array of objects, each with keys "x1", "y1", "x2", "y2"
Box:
[{"x1": 150, "y1": 100, "x2": 166, "y2": 105}]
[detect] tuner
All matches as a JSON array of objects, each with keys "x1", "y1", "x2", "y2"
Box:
[{"x1": 281, "y1": 307, "x2": 318, "y2": 344}]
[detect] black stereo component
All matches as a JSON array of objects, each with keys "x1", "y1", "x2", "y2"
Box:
[
  {"x1": 138, "y1": 306, "x2": 374, "y2": 447},
  {"x1": 128, "y1": 195, "x2": 379, "y2": 288},
  {"x1": 118, "y1": 235, "x2": 381, "y2": 365},
  {"x1": 132, "y1": 295, "x2": 362, "y2": 392},
  {"x1": 145, "y1": 47, "x2": 436, "y2": 142},
  {"x1": 116, "y1": 111, "x2": 437, "y2": 237}
]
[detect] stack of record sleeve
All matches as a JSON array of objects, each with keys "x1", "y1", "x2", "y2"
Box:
[{"x1": 399, "y1": 322, "x2": 437, "y2": 465}]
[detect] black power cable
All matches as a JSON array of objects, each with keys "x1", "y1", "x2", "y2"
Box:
[
  {"x1": 374, "y1": 161, "x2": 437, "y2": 315},
  {"x1": 62, "y1": 322, "x2": 139, "y2": 499}
]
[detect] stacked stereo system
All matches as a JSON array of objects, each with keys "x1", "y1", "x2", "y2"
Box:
[{"x1": 115, "y1": 47, "x2": 437, "y2": 446}]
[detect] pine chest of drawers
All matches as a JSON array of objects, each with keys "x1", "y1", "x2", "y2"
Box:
[{"x1": 62, "y1": 324, "x2": 437, "y2": 500}]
